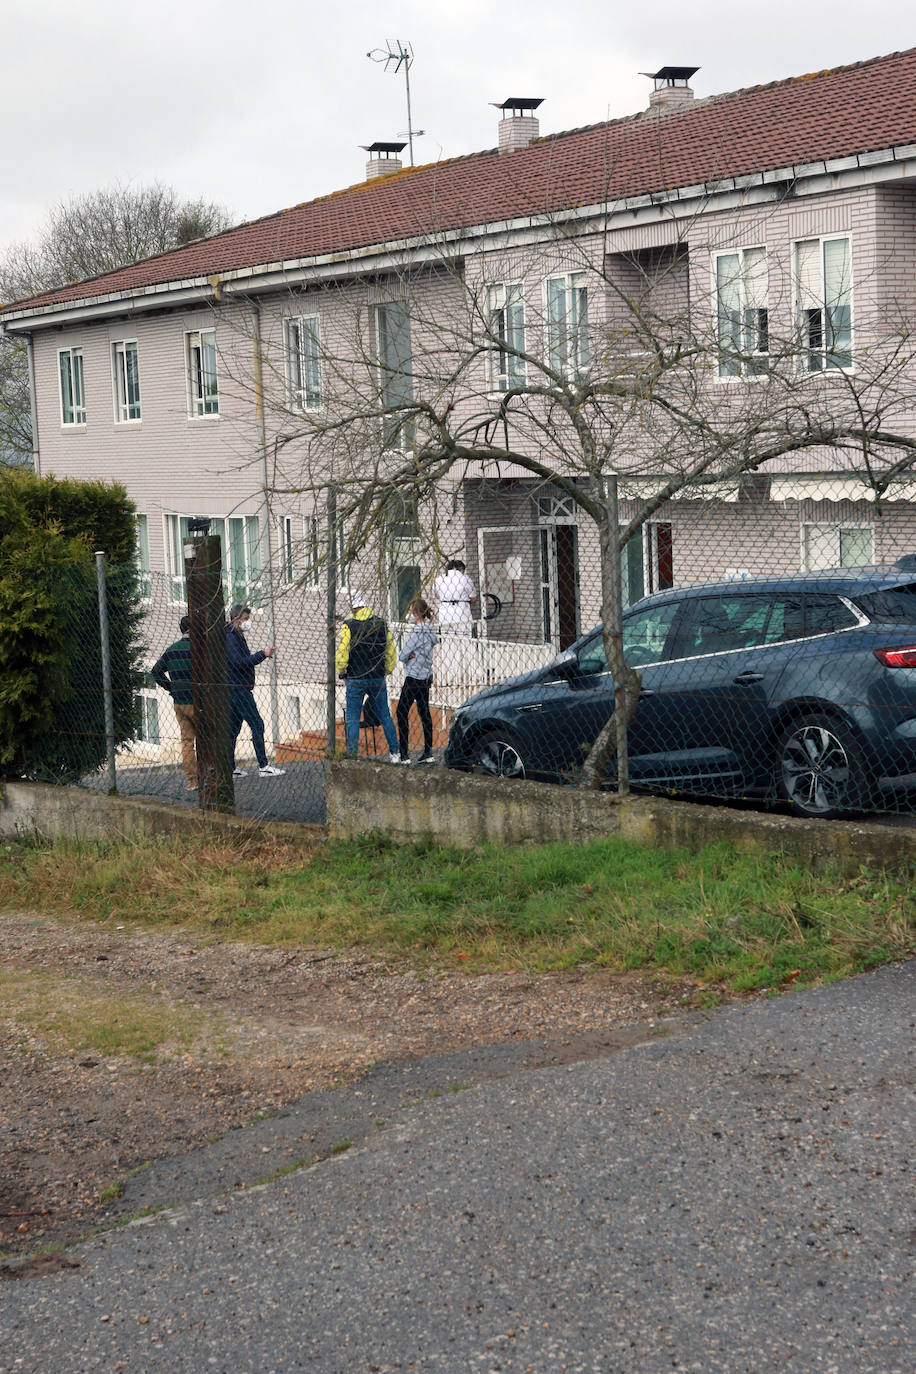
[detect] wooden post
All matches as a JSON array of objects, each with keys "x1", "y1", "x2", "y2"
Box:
[{"x1": 184, "y1": 534, "x2": 234, "y2": 812}]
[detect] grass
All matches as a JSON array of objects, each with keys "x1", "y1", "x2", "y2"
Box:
[
  {"x1": 0, "y1": 967, "x2": 220, "y2": 1064},
  {"x1": 0, "y1": 830, "x2": 912, "y2": 994}
]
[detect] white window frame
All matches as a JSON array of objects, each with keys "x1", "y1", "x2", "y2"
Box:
[
  {"x1": 487, "y1": 282, "x2": 527, "y2": 392},
  {"x1": 112, "y1": 339, "x2": 141, "y2": 422},
  {"x1": 545, "y1": 272, "x2": 589, "y2": 379},
  {"x1": 134, "y1": 513, "x2": 152, "y2": 601},
  {"x1": 285, "y1": 315, "x2": 322, "y2": 410},
  {"x1": 713, "y1": 246, "x2": 769, "y2": 379},
  {"x1": 186, "y1": 328, "x2": 219, "y2": 416},
  {"x1": 135, "y1": 688, "x2": 160, "y2": 747},
  {"x1": 376, "y1": 302, "x2": 414, "y2": 451},
  {"x1": 165, "y1": 513, "x2": 261, "y2": 605},
  {"x1": 794, "y1": 235, "x2": 854, "y2": 373},
  {"x1": 58, "y1": 346, "x2": 86, "y2": 426},
  {"x1": 802, "y1": 521, "x2": 874, "y2": 571}
]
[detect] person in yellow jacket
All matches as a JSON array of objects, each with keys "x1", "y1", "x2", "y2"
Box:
[{"x1": 335, "y1": 589, "x2": 401, "y2": 760}]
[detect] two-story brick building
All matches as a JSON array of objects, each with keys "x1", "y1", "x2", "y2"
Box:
[{"x1": 5, "y1": 46, "x2": 916, "y2": 759}]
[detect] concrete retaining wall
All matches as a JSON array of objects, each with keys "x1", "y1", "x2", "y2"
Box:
[
  {"x1": 0, "y1": 781, "x2": 319, "y2": 847},
  {"x1": 326, "y1": 761, "x2": 916, "y2": 875}
]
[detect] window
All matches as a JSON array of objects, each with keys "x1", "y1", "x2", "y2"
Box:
[
  {"x1": 135, "y1": 689, "x2": 160, "y2": 745},
  {"x1": 715, "y1": 247, "x2": 769, "y2": 377},
  {"x1": 59, "y1": 347, "x2": 86, "y2": 425},
  {"x1": 279, "y1": 514, "x2": 320, "y2": 587},
  {"x1": 186, "y1": 329, "x2": 219, "y2": 415},
  {"x1": 576, "y1": 600, "x2": 680, "y2": 674},
  {"x1": 165, "y1": 514, "x2": 261, "y2": 605},
  {"x1": 488, "y1": 283, "x2": 526, "y2": 391},
  {"x1": 803, "y1": 522, "x2": 873, "y2": 570},
  {"x1": 376, "y1": 303, "x2": 413, "y2": 449},
  {"x1": 112, "y1": 340, "x2": 141, "y2": 421},
  {"x1": 546, "y1": 273, "x2": 589, "y2": 378},
  {"x1": 386, "y1": 496, "x2": 421, "y2": 620},
  {"x1": 134, "y1": 514, "x2": 151, "y2": 600},
  {"x1": 795, "y1": 237, "x2": 852, "y2": 371},
  {"x1": 286, "y1": 315, "x2": 322, "y2": 409},
  {"x1": 620, "y1": 522, "x2": 674, "y2": 607}
]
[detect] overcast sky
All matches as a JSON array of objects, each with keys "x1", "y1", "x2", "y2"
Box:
[{"x1": 1, "y1": 0, "x2": 913, "y2": 252}]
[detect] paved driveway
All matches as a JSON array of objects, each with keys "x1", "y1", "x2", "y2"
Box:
[{"x1": 2, "y1": 963, "x2": 913, "y2": 1373}]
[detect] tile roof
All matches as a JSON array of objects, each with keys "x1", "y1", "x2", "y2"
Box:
[{"x1": 6, "y1": 46, "x2": 916, "y2": 316}]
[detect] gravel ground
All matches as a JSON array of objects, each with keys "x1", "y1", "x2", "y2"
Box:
[{"x1": 0, "y1": 910, "x2": 704, "y2": 1263}]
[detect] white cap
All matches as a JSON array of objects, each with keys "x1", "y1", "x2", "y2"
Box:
[{"x1": 349, "y1": 588, "x2": 367, "y2": 608}]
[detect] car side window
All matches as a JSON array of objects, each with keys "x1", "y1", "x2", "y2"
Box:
[
  {"x1": 680, "y1": 595, "x2": 773, "y2": 656},
  {"x1": 763, "y1": 597, "x2": 806, "y2": 643},
  {"x1": 805, "y1": 595, "x2": 860, "y2": 634},
  {"x1": 575, "y1": 602, "x2": 679, "y2": 674}
]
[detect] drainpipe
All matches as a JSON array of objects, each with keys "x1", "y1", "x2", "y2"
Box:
[
  {"x1": 250, "y1": 303, "x2": 281, "y2": 761},
  {"x1": 26, "y1": 333, "x2": 40, "y2": 475}
]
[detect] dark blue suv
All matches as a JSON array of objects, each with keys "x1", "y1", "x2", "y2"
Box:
[{"x1": 443, "y1": 567, "x2": 916, "y2": 818}]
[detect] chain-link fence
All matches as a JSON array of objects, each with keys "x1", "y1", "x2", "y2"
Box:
[{"x1": 18, "y1": 475, "x2": 916, "y2": 825}]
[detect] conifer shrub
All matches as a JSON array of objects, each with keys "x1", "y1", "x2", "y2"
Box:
[{"x1": 0, "y1": 469, "x2": 145, "y2": 781}]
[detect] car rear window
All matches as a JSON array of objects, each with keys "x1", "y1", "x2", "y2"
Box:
[
  {"x1": 851, "y1": 583, "x2": 916, "y2": 624},
  {"x1": 805, "y1": 595, "x2": 861, "y2": 634}
]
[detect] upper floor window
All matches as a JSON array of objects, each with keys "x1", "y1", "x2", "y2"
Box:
[
  {"x1": 376, "y1": 302, "x2": 414, "y2": 450},
  {"x1": 59, "y1": 347, "x2": 86, "y2": 425},
  {"x1": 488, "y1": 283, "x2": 526, "y2": 392},
  {"x1": 186, "y1": 328, "x2": 219, "y2": 416},
  {"x1": 546, "y1": 273, "x2": 589, "y2": 379},
  {"x1": 795, "y1": 236, "x2": 853, "y2": 372},
  {"x1": 715, "y1": 247, "x2": 769, "y2": 377},
  {"x1": 286, "y1": 316, "x2": 322, "y2": 409},
  {"x1": 112, "y1": 340, "x2": 141, "y2": 422}
]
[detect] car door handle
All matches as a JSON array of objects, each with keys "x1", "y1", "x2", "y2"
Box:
[
  {"x1": 638, "y1": 688, "x2": 655, "y2": 697},
  {"x1": 733, "y1": 671, "x2": 765, "y2": 685},
  {"x1": 517, "y1": 703, "x2": 543, "y2": 713}
]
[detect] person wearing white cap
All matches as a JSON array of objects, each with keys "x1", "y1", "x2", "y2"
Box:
[{"x1": 335, "y1": 589, "x2": 401, "y2": 761}]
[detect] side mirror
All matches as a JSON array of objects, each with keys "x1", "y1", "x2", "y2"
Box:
[{"x1": 550, "y1": 649, "x2": 578, "y2": 678}]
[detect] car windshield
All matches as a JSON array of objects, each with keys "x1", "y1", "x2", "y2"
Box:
[{"x1": 852, "y1": 583, "x2": 916, "y2": 624}]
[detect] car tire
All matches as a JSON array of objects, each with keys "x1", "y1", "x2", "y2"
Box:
[
  {"x1": 775, "y1": 713, "x2": 869, "y2": 819},
  {"x1": 471, "y1": 730, "x2": 527, "y2": 780}
]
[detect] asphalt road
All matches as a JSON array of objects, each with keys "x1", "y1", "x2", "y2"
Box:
[{"x1": 2, "y1": 963, "x2": 913, "y2": 1373}]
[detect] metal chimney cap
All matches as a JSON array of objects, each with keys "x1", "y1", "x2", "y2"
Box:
[
  {"x1": 640, "y1": 66, "x2": 699, "y2": 88},
  {"x1": 492, "y1": 97, "x2": 543, "y2": 114},
  {"x1": 361, "y1": 141, "x2": 407, "y2": 155}
]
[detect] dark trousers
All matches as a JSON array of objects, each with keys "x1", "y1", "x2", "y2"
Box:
[
  {"x1": 230, "y1": 688, "x2": 267, "y2": 768},
  {"x1": 396, "y1": 676, "x2": 433, "y2": 758}
]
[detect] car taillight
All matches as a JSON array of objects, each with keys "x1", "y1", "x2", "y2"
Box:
[{"x1": 874, "y1": 645, "x2": 916, "y2": 668}]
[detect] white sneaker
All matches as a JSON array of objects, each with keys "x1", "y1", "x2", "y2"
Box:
[
  {"x1": 233, "y1": 768, "x2": 247, "y2": 778},
  {"x1": 259, "y1": 764, "x2": 286, "y2": 777},
  {"x1": 418, "y1": 754, "x2": 436, "y2": 765},
  {"x1": 389, "y1": 753, "x2": 404, "y2": 764}
]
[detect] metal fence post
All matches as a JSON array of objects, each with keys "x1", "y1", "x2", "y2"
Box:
[
  {"x1": 94, "y1": 550, "x2": 117, "y2": 794},
  {"x1": 326, "y1": 484, "x2": 338, "y2": 755},
  {"x1": 602, "y1": 476, "x2": 631, "y2": 798}
]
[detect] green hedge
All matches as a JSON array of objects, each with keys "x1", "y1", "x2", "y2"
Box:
[{"x1": 0, "y1": 469, "x2": 144, "y2": 781}]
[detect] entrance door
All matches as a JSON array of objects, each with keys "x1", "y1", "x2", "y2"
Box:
[
  {"x1": 540, "y1": 523, "x2": 580, "y2": 650},
  {"x1": 477, "y1": 524, "x2": 580, "y2": 649}
]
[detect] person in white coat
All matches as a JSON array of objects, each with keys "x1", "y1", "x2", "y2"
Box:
[{"x1": 433, "y1": 559, "x2": 477, "y2": 636}]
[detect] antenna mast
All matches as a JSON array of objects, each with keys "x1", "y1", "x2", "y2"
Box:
[{"x1": 367, "y1": 39, "x2": 422, "y2": 166}]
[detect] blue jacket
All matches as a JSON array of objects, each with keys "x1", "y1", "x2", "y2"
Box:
[{"x1": 226, "y1": 623, "x2": 266, "y2": 689}]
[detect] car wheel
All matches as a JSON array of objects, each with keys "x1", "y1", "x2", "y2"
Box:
[
  {"x1": 471, "y1": 731, "x2": 527, "y2": 779},
  {"x1": 775, "y1": 714, "x2": 868, "y2": 819}
]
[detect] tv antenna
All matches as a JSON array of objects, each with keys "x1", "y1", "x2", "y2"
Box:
[{"x1": 367, "y1": 39, "x2": 423, "y2": 165}]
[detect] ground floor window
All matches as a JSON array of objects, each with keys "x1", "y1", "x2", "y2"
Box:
[
  {"x1": 802, "y1": 522, "x2": 874, "y2": 571},
  {"x1": 135, "y1": 689, "x2": 160, "y2": 745},
  {"x1": 621, "y1": 521, "x2": 673, "y2": 606},
  {"x1": 165, "y1": 514, "x2": 262, "y2": 606}
]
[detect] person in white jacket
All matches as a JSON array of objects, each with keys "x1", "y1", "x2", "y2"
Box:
[
  {"x1": 396, "y1": 597, "x2": 439, "y2": 763},
  {"x1": 433, "y1": 559, "x2": 477, "y2": 636}
]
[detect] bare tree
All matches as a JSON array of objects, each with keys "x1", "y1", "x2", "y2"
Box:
[
  {"x1": 0, "y1": 182, "x2": 234, "y2": 461},
  {"x1": 219, "y1": 220, "x2": 916, "y2": 787}
]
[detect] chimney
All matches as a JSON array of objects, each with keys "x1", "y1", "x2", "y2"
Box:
[
  {"x1": 362, "y1": 141, "x2": 407, "y2": 180},
  {"x1": 494, "y1": 98, "x2": 543, "y2": 154},
  {"x1": 642, "y1": 66, "x2": 698, "y2": 114}
]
